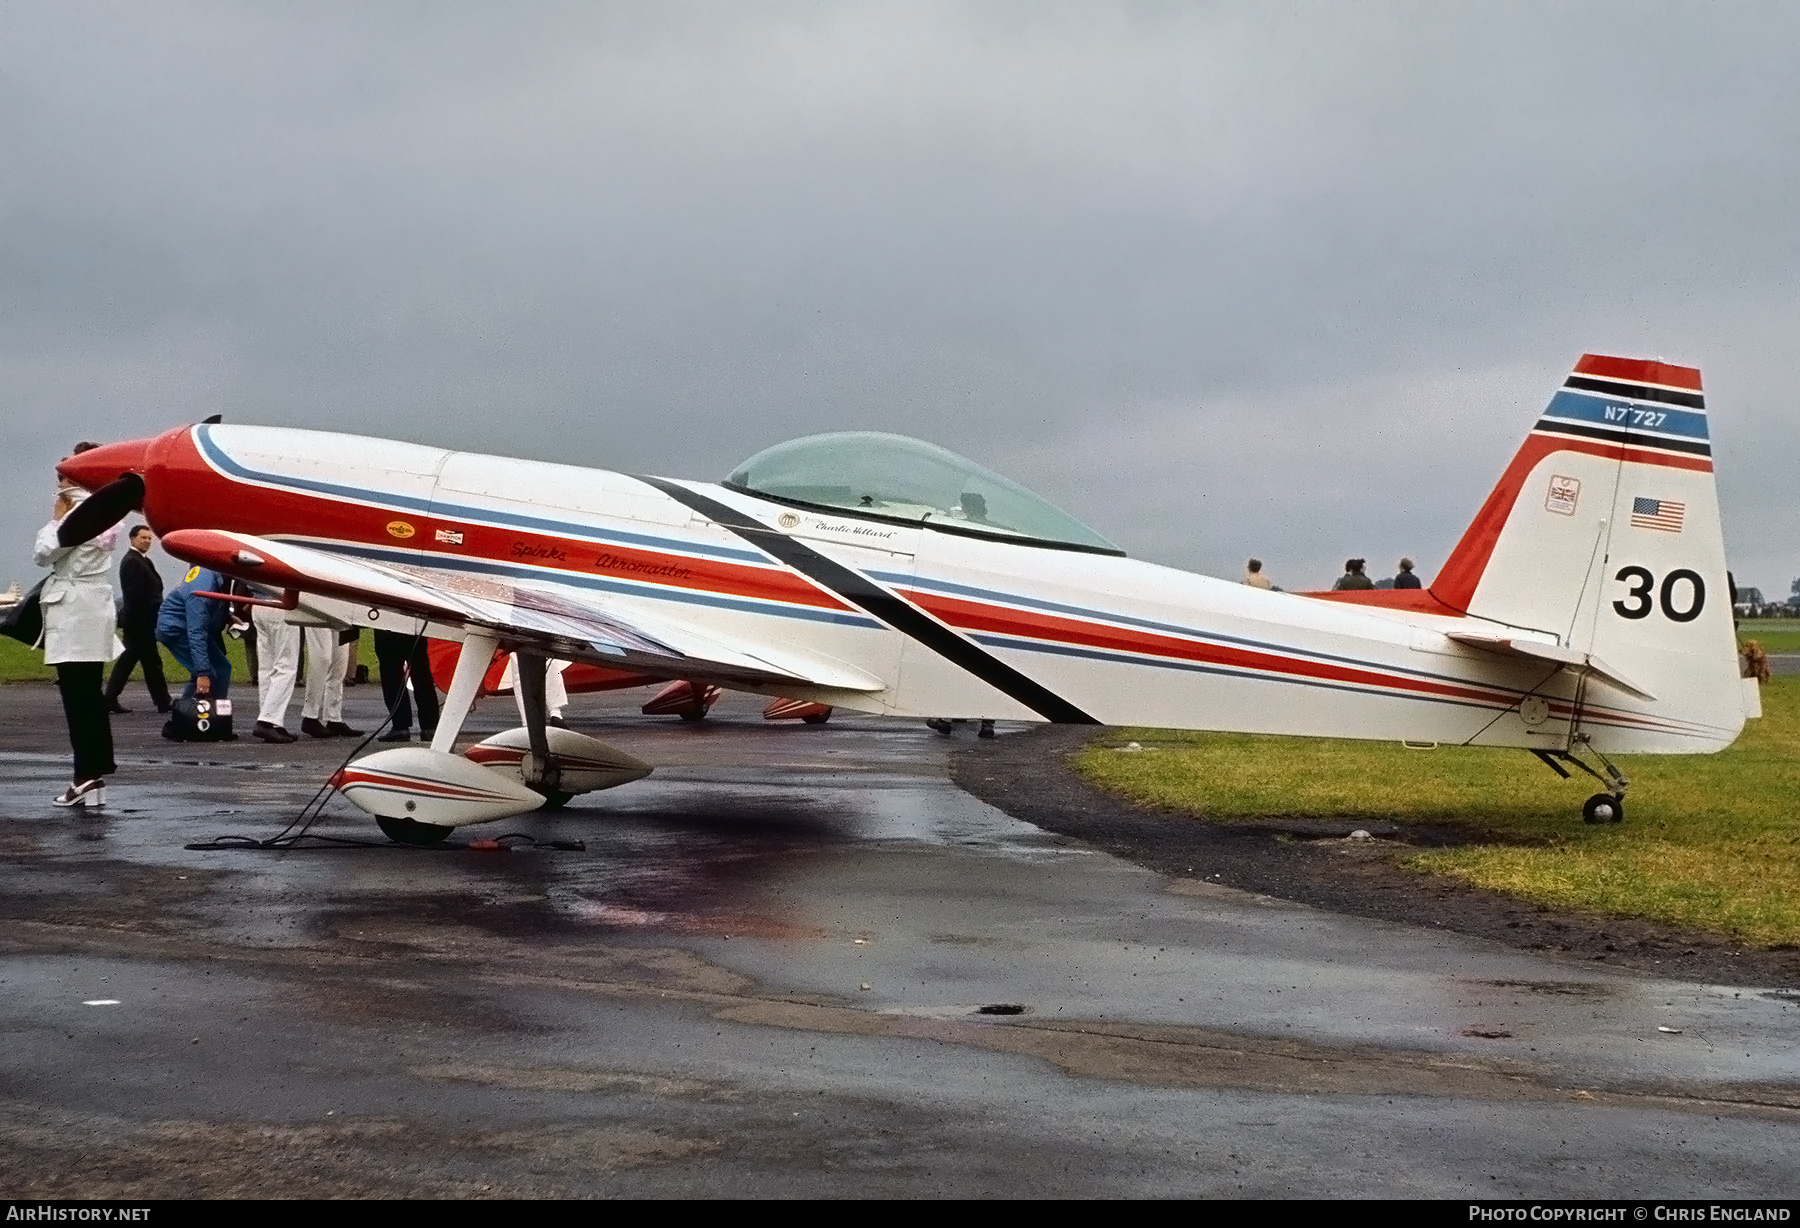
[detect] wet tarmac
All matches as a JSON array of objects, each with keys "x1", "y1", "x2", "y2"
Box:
[{"x1": 2, "y1": 683, "x2": 1797, "y2": 1197}]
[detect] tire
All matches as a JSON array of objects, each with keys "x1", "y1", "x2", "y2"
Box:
[
  {"x1": 377, "y1": 817, "x2": 455, "y2": 846},
  {"x1": 678, "y1": 709, "x2": 707, "y2": 722},
  {"x1": 534, "y1": 789, "x2": 574, "y2": 811},
  {"x1": 1582, "y1": 793, "x2": 1624, "y2": 825},
  {"x1": 801, "y1": 711, "x2": 831, "y2": 725}
]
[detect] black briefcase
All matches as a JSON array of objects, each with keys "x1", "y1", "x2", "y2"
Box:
[
  {"x1": 162, "y1": 695, "x2": 236, "y2": 742},
  {"x1": 0, "y1": 578, "x2": 46, "y2": 646}
]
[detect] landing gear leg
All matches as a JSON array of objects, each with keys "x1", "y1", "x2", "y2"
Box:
[
  {"x1": 430, "y1": 629, "x2": 498, "y2": 754},
  {"x1": 513, "y1": 651, "x2": 564, "y2": 800},
  {"x1": 1533, "y1": 738, "x2": 1628, "y2": 824}
]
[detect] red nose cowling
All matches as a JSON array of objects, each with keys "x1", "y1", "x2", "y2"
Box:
[{"x1": 56, "y1": 437, "x2": 154, "y2": 491}]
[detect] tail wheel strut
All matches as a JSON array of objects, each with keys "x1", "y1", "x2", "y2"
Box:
[{"x1": 1533, "y1": 739, "x2": 1629, "y2": 824}]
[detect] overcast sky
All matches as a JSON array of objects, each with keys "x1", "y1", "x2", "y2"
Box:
[{"x1": 3, "y1": 1, "x2": 1795, "y2": 602}]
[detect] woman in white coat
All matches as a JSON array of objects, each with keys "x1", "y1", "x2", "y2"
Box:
[{"x1": 34, "y1": 478, "x2": 122, "y2": 807}]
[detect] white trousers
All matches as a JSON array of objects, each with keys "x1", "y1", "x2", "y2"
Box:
[
  {"x1": 252, "y1": 608, "x2": 302, "y2": 728},
  {"x1": 302, "y1": 627, "x2": 348, "y2": 722},
  {"x1": 506, "y1": 655, "x2": 568, "y2": 724}
]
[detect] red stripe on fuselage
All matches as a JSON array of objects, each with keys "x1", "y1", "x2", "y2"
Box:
[
  {"x1": 907, "y1": 584, "x2": 1695, "y2": 733},
  {"x1": 898, "y1": 589, "x2": 1518, "y2": 708},
  {"x1": 335, "y1": 770, "x2": 515, "y2": 801},
  {"x1": 146, "y1": 428, "x2": 851, "y2": 614}
]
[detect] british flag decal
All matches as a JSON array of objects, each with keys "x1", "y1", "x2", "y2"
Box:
[{"x1": 1630, "y1": 496, "x2": 1685, "y2": 533}]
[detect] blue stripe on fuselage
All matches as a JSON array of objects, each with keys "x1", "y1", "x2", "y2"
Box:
[
  {"x1": 967, "y1": 633, "x2": 1508, "y2": 714},
  {"x1": 195, "y1": 426, "x2": 768, "y2": 564},
  {"x1": 968, "y1": 632, "x2": 1694, "y2": 732},
  {"x1": 868, "y1": 569, "x2": 1521, "y2": 695}
]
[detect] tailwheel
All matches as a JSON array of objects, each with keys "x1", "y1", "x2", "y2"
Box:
[
  {"x1": 1582, "y1": 794, "x2": 1624, "y2": 825},
  {"x1": 377, "y1": 817, "x2": 456, "y2": 846}
]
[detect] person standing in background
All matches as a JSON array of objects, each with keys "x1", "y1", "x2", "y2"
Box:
[
  {"x1": 103, "y1": 524, "x2": 172, "y2": 715},
  {"x1": 1333, "y1": 558, "x2": 1374, "y2": 591},
  {"x1": 504, "y1": 653, "x2": 569, "y2": 727},
  {"x1": 373, "y1": 627, "x2": 440, "y2": 742},
  {"x1": 239, "y1": 609, "x2": 260, "y2": 685},
  {"x1": 250, "y1": 600, "x2": 301, "y2": 743},
  {"x1": 341, "y1": 627, "x2": 362, "y2": 686},
  {"x1": 1392, "y1": 558, "x2": 1422, "y2": 589},
  {"x1": 300, "y1": 626, "x2": 362, "y2": 738},
  {"x1": 35, "y1": 457, "x2": 122, "y2": 808},
  {"x1": 1242, "y1": 558, "x2": 1273, "y2": 589}
]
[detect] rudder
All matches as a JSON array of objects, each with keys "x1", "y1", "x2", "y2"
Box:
[{"x1": 1432, "y1": 354, "x2": 1742, "y2": 750}]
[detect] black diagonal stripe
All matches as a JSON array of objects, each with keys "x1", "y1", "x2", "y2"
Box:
[
  {"x1": 637, "y1": 476, "x2": 1099, "y2": 724},
  {"x1": 1563, "y1": 375, "x2": 1705, "y2": 410},
  {"x1": 1533, "y1": 419, "x2": 1713, "y2": 457}
]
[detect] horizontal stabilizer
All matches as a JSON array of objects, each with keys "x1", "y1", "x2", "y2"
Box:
[{"x1": 1446, "y1": 633, "x2": 1657, "y2": 702}]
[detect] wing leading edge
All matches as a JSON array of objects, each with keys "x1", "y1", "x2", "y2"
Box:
[{"x1": 160, "y1": 528, "x2": 884, "y2": 694}]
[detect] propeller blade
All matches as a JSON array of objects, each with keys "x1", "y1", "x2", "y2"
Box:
[{"x1": 57, "y1": 474, "x2": 145, "y2": 547}]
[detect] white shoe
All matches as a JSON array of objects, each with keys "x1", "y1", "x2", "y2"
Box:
[{"x1": 52, "y1": 779, "x2": 106, "y2": 808}]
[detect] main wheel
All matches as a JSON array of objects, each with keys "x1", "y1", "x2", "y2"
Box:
[
  {"x1": 1582, "y1": 793, "x2": 1624, "y2": 825},
  {"x1": 533, "y1": 789, "x2": 574, "y2": 811},
  {"x1": 377, "y1": 817, "x2": 455, "y2": 846},
  {"x1": 678, "y1": 708, "x2": 707, "y2": 722},
  {"x1": 801, "y1": 710, "x2": 832, "y2": 725}
]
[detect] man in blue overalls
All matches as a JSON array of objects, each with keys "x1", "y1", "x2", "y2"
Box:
[{"x1": 156, "y1": 564, "x2": 232, "y2": 706}]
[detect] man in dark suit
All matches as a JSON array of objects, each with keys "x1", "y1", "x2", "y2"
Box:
[
  {"x1": 372, "y1": 627, "x2": 439, "y2": 742},
  {"x1": 104, "y1": 524, "x2": 172, "y2": 714}
]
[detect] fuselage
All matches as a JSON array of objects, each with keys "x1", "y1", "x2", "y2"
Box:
[{"x1": 114, "y1": 422, "x2": 1739, "y2": 753}]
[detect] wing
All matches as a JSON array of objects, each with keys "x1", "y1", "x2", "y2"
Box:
[
  {"x1": 160, "y1": 529, "x2": 883, "y2": 693},
  {"x1": 1445, "y1": 632, "x2": 1656, "y2": 702}
]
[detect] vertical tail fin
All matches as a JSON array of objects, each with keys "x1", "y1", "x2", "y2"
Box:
[{"x1": 1431, "y1": 354, "x2": 1742, "y2": 749}]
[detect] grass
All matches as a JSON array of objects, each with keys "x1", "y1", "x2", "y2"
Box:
[
  {"x1": 1737, "y1": 619, "x2": 1800, "y2": 654},
  {"x1": 1073, "y1": 676, "x2": 1800, "y2": 948},
  {"x1": 0, "y1": 631, "x2": 381, "y2": 686}
]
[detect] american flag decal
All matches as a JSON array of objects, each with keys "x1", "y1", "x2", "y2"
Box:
[{"x1": 1630, "y1": 496, "x2": 1685, "y2": 532}]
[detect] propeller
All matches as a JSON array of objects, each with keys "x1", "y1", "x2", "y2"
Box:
[{"x1": 57, "y1": 474, "x2": 145, "y2": 547}]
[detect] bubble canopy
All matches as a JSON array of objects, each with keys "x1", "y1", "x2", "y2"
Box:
[{"x1": 725, "y1": 431, "x2": 1122, "y2": 555}]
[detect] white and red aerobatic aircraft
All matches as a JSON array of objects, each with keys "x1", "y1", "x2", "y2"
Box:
[{"x1": 57, "y1": 353, "x2": 1751, "y2": 843}]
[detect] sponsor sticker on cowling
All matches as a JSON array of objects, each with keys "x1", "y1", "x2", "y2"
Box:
[
  {"x1": 386, "y1": 520, "x2": 416, "y2": 539},
  {"x1": 435, "y1": 528, "x2": 464, "y2": 545},
  {"x1": 1545, "y1": 475, "x2": 1580, "y2": 516},
  {"x1": 777, "y1": 512, "x2": 800, "y2": 529}
]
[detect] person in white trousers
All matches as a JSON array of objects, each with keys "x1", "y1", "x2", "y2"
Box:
[
  {"x1": 301, "y1": 626, "x2": 362, "y2": 738},
  {"x1": 250, "y1": 605, "x2": 301, "y2": 743},
  {"x1": 503, "y1": 654, "x2": 569, "y2": 726}
]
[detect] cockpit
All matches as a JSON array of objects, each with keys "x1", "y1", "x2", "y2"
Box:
[{"x1": 725, "y1": 431, "x2": 1123, "y2": 555}]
